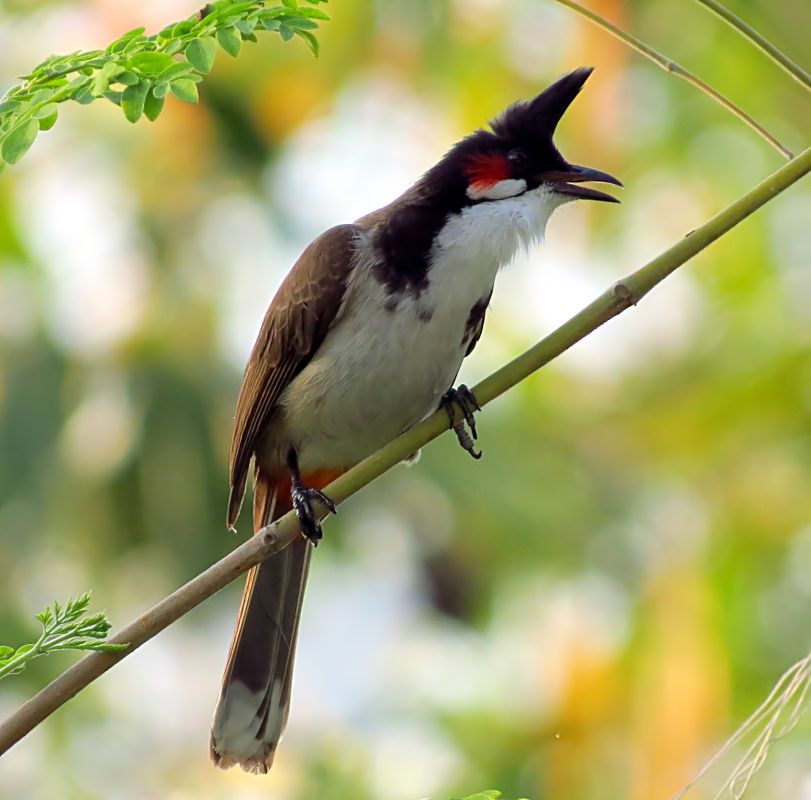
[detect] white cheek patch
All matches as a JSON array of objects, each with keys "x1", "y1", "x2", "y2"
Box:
[{"x1": 466, "y1": 178, "x2": 527, "y2": 201}]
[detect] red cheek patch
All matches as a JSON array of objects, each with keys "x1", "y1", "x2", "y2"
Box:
[{"x1": 465, "y1": 152, "x2": 510, "y2": 192}]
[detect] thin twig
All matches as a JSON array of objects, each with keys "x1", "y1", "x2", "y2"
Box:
[
  {"x1": 673, "y1": 651, "x2": 811, "y2": 799},
  {"x1": 0, "y1": 146, "x2": 808, "y2": 757},
  {"x1": 551, "y1": 0, "x2": 794, "y2": 159},
  {"x1": 693, "y1": 0, "x2": 811, "y2": 91}
]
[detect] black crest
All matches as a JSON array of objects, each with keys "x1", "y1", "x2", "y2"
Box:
[{"x1": 491, "y1": 66, "x2": 594, "y2": 145}]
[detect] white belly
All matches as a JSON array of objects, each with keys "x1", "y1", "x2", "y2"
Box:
[
  {"x1": 257, "y1": 186, "x2": 557, "y2": 473},
  {"x1": 266, "y1": 261, "x2": 492, "y2": 471}
]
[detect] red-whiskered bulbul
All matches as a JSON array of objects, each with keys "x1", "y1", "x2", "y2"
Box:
[{"x1": 210, "y1": 66, "x2": 621, "y2": 773}]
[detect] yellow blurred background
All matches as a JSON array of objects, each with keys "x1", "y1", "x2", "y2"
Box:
[{"x1": 0, "y1": 1, "x2": 809, "y2": 798}]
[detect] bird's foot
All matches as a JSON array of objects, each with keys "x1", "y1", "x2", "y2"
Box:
[
  {"x1": 291, "y1": 482, "x2": 337, "y2": 546},
  {"x1": 441, "y1": 384, "x2": 482, "y2": 460}
]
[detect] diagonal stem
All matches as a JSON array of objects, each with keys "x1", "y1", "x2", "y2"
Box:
[
  {"x1": 551, "y1": 0, "x2": 794, "y2": 159},
  {"x1": 0, "y1": 145, "x2": 808, "y2": 757},
  {"x1": 693, "y1": 0, "x2": 811, "y2": 91}
]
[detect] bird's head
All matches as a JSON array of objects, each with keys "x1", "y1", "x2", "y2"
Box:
[{"x1": 427, "y1": 67, "x2": 621, "y2": 208}]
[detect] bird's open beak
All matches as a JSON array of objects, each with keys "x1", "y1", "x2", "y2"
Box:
[{"x1": 540, "y1": 163, "x2": 623, "y2": 203}]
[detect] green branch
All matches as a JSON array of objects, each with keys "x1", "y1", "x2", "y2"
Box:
[
  {"x1": 456, "y1": 792, "x2": 527, "y2": 800},
  {"x1": 0, "y1": 145, "x2": 808, "y2": 757},
  {"x1": 551, "y1": 0, "x2": 794, "y2": 159},
  {"x1": 693, "y1": 0, "x2": 811, "y2": 91},
  {"x1": 0, "y1": 0, "x2": 329, "y2": 169},
  {"x1": 0, "y1": 593, "x2": 126, "y2": 681}
]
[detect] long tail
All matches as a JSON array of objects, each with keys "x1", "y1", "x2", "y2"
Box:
[{"x1": 210, "y1": 469, "x2": 311, "y2": 773}]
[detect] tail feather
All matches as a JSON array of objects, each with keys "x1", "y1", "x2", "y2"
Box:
[{"x1": 210, "y1": 469, "x2": 311, "y2": 773}]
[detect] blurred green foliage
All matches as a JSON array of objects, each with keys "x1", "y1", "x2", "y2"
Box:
[{"x1": 0, "y1": 1, "x2": 809, "y2": 799}]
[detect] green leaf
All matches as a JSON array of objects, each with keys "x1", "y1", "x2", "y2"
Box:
[
  {"x1": 217, "y1": 27, "x2": 242, "y2": 57},
  {"x1": 0, "y1": 646, "x2": 13, "y2": 659},
  {"x1": 170, "y1": 79, "x2": 198, "y2": 104},
  {"x1": 104, "y1": 90, "x2": 123, "y2": 106},
  {"x1": 1, "y1": 120, "x2": 38, "y2": 164},
  {"x1": 456, "y1": 793, "x2": 502, "y2": 800},
  {"x1": 282, "y1": 0, "x2": 298, "y2": 8},
  {"x1": 185, "y1": 37, "x2": 217, "y2": 73},
  {"x1": 107, "y1": 26, "x2": 146, "y2": 54},
  {"x1": 164, "y1": 39, "x2": 184, "y2": 56},
  {"x1": 171, "y1": 20, "x2": 195, "y2": 37},
  {"x1": 278, "y1": 23, "x2": 295, "y2": 41},
  {"x1": 35, "y1": 608, "x2": 52, "y2": 625},
  {"x1": 461, "y1": 794, "x2": 502, "y2": 800},
  {"x1": 122, "y1": 35, "x2": 149, "y2": 54},
  {"x1": 38, "y1": 110, "x2": 59, "y2": 131},
  {"x1": 234, "y1": 20, "x2": 254, "y2": 35},
  {"x1": 158, "y1": 62, "x2": 196, "y2": 82},
  {"x1": 0, "y1": 100, "x2": 21, "y2": 114},
  {"x1": 152, "y1": 82, "x2": 169, "y2": 99},
  {"x1": 30, "y1": 88, "x2": 55, "y2": 106},
  {"x1": 94, "y1": 642, "x2": 129, "y2": 653},
  {"x1": 259, "y1": 7, "x2": 289, "y2": 19},
  {"x1": 114, "y1": 70, "x2": 139, "y2": 86},
  {"x1": 128, "y1": 51, "x2": 177, "y2": 75},
  {"x1": 33, "y1": 103, "x2": 58, "y2": 119},
  {"x1": 76, "y1": 49, "x2": 105, "y2": 62},
  {"x1": 209, "y1": 0, "x2": 259, "y2": 19},
  {"x1": 144, "y1": 90, "x2": 166, "y2": 122},
  {"x1": 37, "y1": 77, "x2": 70, "y2": 89},
  {"x1": 297, "y1": 7, "x2": 330, "y2": 19},
  {"x1": 121, "y1": 79, "x2": 149, "y2": 123},
  {"x1": 74, "y1": 85, "x2": 95, "y2": 104},
  {"x1": 92, "y1": 61, "x2": 120, "y2": 97},
  {"x1": 288, "y1": 17, "x2": 319, "y2": 30},
  {"x1": 157, "y1": 24, "x2": 176, "y2": 40},
  {"x1": 296, "y1": 29, "x2": 319, "y2": 56}
]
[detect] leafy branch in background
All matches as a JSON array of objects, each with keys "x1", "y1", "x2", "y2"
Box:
[
  {"x1": 0, "y1": 0, "x2": 328, "y2": 169},
  {"x1": 0, "y1": 594, "x2": 126, "y2": 681}
]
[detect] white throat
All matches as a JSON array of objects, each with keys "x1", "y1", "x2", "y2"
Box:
[{"x1": 432, "y1": 185, "x2": 567, "y2": 275}]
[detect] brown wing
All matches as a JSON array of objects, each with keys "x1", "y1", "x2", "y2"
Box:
[{"x1": 227, "y1": 224, "x2": 362, "y2": 528}]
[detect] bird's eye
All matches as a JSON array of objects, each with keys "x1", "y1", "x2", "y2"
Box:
[{"x1": 506, "y1": 149, "x2": 526, "y2": 167}]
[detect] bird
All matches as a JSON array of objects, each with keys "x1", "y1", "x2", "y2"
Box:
[{"x1": 210, "y1": 66, "x2": 621, "y2": 773}]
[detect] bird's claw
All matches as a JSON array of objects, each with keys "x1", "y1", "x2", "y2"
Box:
[
  {"x1": 441, "y1": 385, "x2": 482, "y2": 460},
  {"x1": 291, "y1": 485, "x2": 336, "y2": 545}
]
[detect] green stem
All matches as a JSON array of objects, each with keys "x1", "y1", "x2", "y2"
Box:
[
  {"x1": 693, "y1": 0, "x2": 811, "y2": 91},
  {"x1": 0, "y1": 146, "x2": 808, "y2": 755},
  {"x1": 0, "y1": 634, "x2": 46, "y2": 681},
  {"x1": 551, "y1": 0, "x2": 794, "y2": 159}
]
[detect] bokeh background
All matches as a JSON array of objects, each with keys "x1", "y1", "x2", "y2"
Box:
[{"x1": 1, "y1": 1, "x2": 810, "y2": 798}]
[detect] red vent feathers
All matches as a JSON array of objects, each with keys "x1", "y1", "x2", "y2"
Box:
[{"x1": 465, "y1": 152, "x2": 510, "y2": 191}]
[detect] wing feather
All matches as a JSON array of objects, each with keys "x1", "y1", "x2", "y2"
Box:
[{"x1": 227, "y1": 224, "x2": 362, "y2": 527}]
